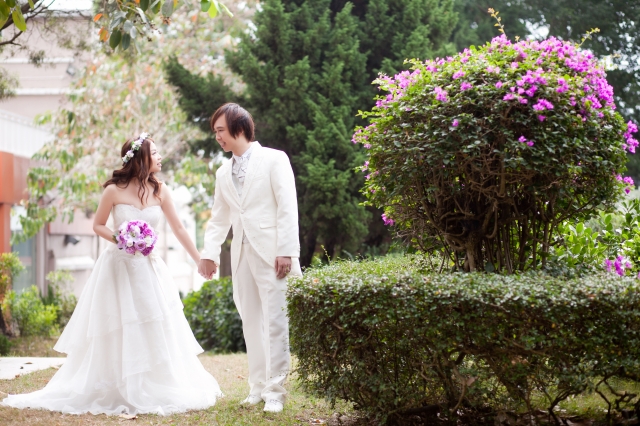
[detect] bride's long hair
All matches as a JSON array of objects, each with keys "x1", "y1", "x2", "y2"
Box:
[{"x1": 103, "y1": 137, "x2": 162, "y2": 205}]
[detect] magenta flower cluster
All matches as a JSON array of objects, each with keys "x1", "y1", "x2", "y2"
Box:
[
  {"x1": 434, "y1": 87, "x2": 448, "y2": 102},
  {"x1": 518, "y1": 135, "x2": 534, "y2": 147},
  {"x1": 381, "y1": 213, "x2": 395, "y2": 226},
  {"x1": 533, "y1": 99, "x2": 554, "y2": 111},
  {"x1": 605, "y1": 255, "x2": 632, "y2": 276},
  {"x1": 373, "y1": 69, "x2": 422, "y2": 108},
  {"x1": 616, "y1": 174, "x2": 635, "y2": 194},
  {"x1": 624, "y1": 121, "x2": 639, "y2": 153},
  {"x1": 116, "y1": 220, "x2": 157, "y2": 256}
]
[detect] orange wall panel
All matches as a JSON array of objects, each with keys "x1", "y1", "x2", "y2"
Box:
[
  {"x1": 13, "y1": 155, "x2": 31, "y2": 203},
  {"x1": 0, "y1": 152, "x2": 15, "y2": 204},
  {"x1": 0, "y1": 203, "x2": 11, "y2": 253}
]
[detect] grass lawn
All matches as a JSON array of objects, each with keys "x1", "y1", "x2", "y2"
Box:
[
  {"x1": 5, "y1": 336, "x2": 64, "y2": 358},
  {"x1": 0, "y1": 343, "x2": 359, "y2": 426}
]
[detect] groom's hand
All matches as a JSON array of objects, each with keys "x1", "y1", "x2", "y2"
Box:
[
  {"x1": 198, "y1": 259, "x2": 218, "y2": 280},
  {"x1": 275, "y1": 256, "x2": 292, "y2": 279}
]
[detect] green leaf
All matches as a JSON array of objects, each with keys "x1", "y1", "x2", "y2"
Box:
[
  {"x1": 207, "y1": 1, "x2": 218, "y2": 18},
  {"x1": 161, "y1": 0, "x2": 173, "y2": 17},
  {"x1": 140, "y1": 0, "x2": 149, "y2": 11},
  {"x1": 27, "y1": 0, "x2": 34, "y2": 9},
  {"x1": 109, "y1": 16, "x2": 124, "y2": 31},
  {"x1": 109, "y1": 29, "x2": 122, "y2": 49},
  {"x1": 135, "y1": 7, "x2": 148, "y2": 22},
  {"x1": 6, "y1": 0, "x2": 15, "y2": 7},
  {"x1": 200, "y1": 0, "x2": 210, "y2": 12},
  {"x1": 121, "y1": 33, "x2": 131, "y2": 50},
  {"x1": 0, "y1": 0, "x2": 11, "y2": 28},
  {"x1": 11, "y1": 7, "x2": 26, "y2": 31},
  {"x1": 150, "y1": 0, "x2": 162, "y2": 13}
]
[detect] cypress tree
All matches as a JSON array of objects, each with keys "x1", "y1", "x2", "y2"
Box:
[{"x1": 166, "y1": 0, "x2": 457, "y2": 265}]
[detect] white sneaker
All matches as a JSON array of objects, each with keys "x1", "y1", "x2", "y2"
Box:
[
  {"x1": 263, "y1": 399, "x2": 284, "y2": 413},
  {"x1": 240, "y1": 394, "x2": 262, "y2": 405}
]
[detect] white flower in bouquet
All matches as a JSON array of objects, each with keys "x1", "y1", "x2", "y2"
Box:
[
  {"x1": 116, "y1": 220, "x2": 158, "y2": 257},
  {"x1": 129, "y1": 225, "x2": 141, "y2": 238}
]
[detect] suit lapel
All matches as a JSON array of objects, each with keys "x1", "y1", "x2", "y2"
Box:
[
  {"x1": 224, "y1": 161, "x2": 241, "y2": 205},
  {"x1": 239, "y1": 142, "x2": 265, "y2": 205}
]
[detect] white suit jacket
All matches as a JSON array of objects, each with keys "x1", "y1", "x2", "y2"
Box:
[{"x1": 201, "y1": 142, "x2": 301, "y2": 276}]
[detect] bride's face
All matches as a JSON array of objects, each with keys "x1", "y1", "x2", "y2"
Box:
[{"x1": 149, "y1": 142, "x2": 162, "y2": 173}]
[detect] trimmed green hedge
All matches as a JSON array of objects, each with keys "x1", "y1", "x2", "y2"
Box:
[
  {"x1": 183, "y1": 277, "x2": 245, "y2": 353},
  {"x1": 287, "y1": 256, "x2": 640, "y2": 423}
]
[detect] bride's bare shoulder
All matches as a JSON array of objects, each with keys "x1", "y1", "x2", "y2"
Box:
[
  {"x1": 102, "y1": 183, "x2": 118, "y2": 194},
  {"x1": 158, "y1": 181, "x2": 171, "y2": 198}
]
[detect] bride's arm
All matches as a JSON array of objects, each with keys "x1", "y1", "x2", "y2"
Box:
[
  {"x1": 93, "y1": 185, "x2": 117, "y2": 243},
  {"x1": 160, "y1": 184, "x2": 201, "y2": 264}
]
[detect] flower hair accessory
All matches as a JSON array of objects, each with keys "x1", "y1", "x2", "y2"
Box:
[{"x1": 122, "y1": 132, "x2": 151, "y2": 164}]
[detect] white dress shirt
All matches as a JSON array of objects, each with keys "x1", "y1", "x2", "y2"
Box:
[{"x1": 232, "y1": 142, "x2": 256, "y2": 243}]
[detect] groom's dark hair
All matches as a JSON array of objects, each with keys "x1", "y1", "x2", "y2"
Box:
[{"x1": 210, "y1": 103, "x2": 255, "y2": 141}]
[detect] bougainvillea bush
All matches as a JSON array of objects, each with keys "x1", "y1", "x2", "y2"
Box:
[{"x1": 354, "y1": 34, "x2": 637, "y2": 272}]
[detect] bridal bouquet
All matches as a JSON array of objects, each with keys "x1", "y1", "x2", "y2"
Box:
[{"x1": 115, "y1": 220, "x2": 157, "y2": 256}]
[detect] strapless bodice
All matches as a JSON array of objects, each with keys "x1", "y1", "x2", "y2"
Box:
[{"x1": 112, "y1": 204, "x2": 163, "y2": 231}]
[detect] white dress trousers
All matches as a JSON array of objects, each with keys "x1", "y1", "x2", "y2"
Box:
[{"x1": 235, "y1": 241, "x2": 296, "y2": 402}]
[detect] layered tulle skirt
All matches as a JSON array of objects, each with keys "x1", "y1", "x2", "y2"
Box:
[{"x1": 2, "y1": 246, "x2": 222, "y2": 415}]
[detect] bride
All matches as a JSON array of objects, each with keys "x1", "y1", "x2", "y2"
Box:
[{"x1": 2, "y1": 133, "x2": 222, "y2": 415}]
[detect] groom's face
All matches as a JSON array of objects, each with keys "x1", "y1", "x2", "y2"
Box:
[{"x1": 213, "y1": 115, "x2": 236, "y2": 153}]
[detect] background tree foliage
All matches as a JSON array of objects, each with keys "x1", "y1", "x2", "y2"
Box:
[
  {"x1": 166, "y1": 0, "x2": 458, "y2": 266},
  {"x1": 0, "y1": 1, "x2": 92, "y2": 105}
]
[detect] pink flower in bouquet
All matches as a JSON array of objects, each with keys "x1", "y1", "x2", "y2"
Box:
[{"x1": 116, "y1": 220, "x2": 157, "y2": 256}]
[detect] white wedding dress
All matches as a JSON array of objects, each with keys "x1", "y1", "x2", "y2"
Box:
[{"x1": 2, "y1": 204, "x2": 222, "y2": 415}]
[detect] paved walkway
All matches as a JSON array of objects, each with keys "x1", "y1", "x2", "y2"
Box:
[{"x1": 0, "y1": 357, "x2": 66, "y2": 380}]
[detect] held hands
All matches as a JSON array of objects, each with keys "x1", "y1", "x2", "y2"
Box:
[
  {"x1": 275, "y1": 256, "x2": 292, "y2": 279},
  {"x1": 198, "y1": 259, "x2": 218, "y2": 280},
  {"x1": 199, "y1": 257, "x2": 291, "y2": 279}
]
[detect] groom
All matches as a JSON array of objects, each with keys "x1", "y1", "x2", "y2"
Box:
[{"x1": 198, "y1": 103, "x2": 301, "y2": 413}]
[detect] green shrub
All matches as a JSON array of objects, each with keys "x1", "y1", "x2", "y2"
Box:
[
  {"x1": 288, "y1": 256, "x2": 640, "y2": 423},
  {"x1": 0, "y1": 252, "x2": 24, "y2": 300},
  {"x1": 550, "y1": 198, "x2": 640, "y2": 276},
  {"x1": 183, "y1": 277, "x2": 245, "y2": 353},
  {"x1": 2, "y1": 286, "x2": 58, "y2": 337},
  {"x1": 42, "y1": 270, "x2": 77, "y2": 329},
  {"x1": 0, "y1": 334, "x2": 11, "y2": 356},
  {"x1": 0, "y1": 252, "x2": 24, "y2": 335}
]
